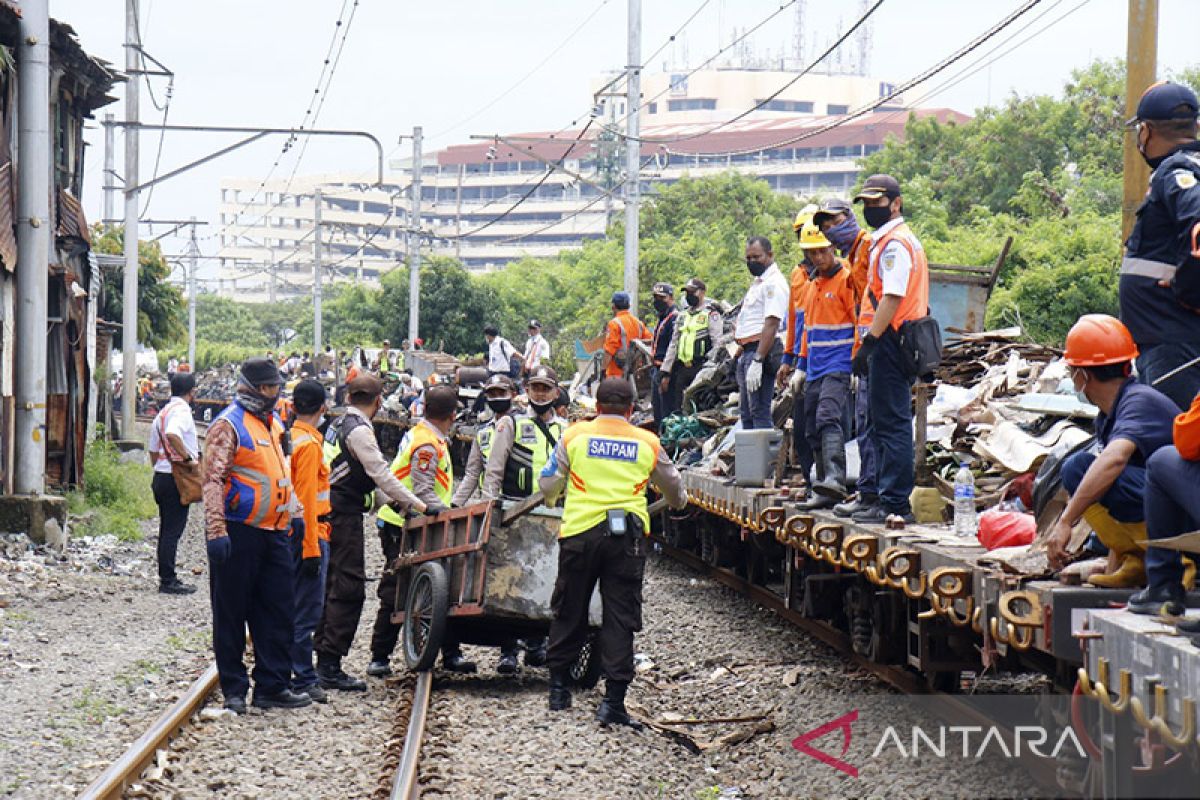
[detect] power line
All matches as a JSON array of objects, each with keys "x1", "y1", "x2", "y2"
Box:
[
  {"x1": 625, "y1": 0, "x2": 887, "y2": 145},
  {"x1": 202, "y1": 1, "x2": 360, "y2": 243},
  {"x1": 665, "y1": 0, "x2": 1049, "y2": 159}
]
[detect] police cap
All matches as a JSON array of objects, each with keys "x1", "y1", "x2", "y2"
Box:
[
  {"x1": 483, "y1": 373, "x2": 516, "y2": 393},
  {"x1": 595, "y1": 377, "x2": 635, "y2": 410},
  {"x1": 526, "y1": 365, "x2": 559, "y2": 388},
  {"x1": 854, "y1": 174, "x2": 901, "y2": 202},
  {"x1": 652, "y1": 282, "x2": 674, "y2": 297},
  {"x1": 346, "y1": 373, "x2": 384, "y2": 398}
]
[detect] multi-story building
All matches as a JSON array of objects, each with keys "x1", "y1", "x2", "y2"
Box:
[{"x1": 214, "y1": 68, "x2": 966, "y2": 302}]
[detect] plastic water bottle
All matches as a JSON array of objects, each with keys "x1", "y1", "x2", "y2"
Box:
[{"x1": 953, "y1": 462, "x2": 978, "y2": 538}]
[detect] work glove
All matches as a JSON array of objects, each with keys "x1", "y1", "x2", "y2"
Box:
[
  {"x1": 424, "y1": 501, "x2": 450, "y2": 517},
  {"x1": 852, "y1": 334, "x2": 879, "y2": 377},
  {"x1": 290, "y1": 517, "x2": 306, "y2": 543},
  {"x1": 745, "y1": 359, "x2": 764, "y2": 392},
  {"x1": 300, "y1": 556, "x2": 322, "y2": 578},
  {"x1": 789, "y1": 369, "x2": 807, "y2": 395},
  {"x1": 206, "y1": 535, "x2": 232, "y2": 566}
]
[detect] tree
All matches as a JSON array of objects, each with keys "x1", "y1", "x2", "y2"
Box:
[
  {"x1": 377, "y1": 257, "x2": 495, "y2": 356},
  {"x1": 93, "y1": 224, "x2": 185, "y2": 350}
]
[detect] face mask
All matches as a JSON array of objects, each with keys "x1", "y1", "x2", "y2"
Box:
[
  {"x1": 531, "y1": 399, "x2": 555, "y2": 415},
  {"x1": 653, "y1": 298, "x2": 671, "y2": 315},
  {"x1": 486, "y1": 398, "x2": 512, "y2": 415},
  {"x1": 746, "y1": 259, "x2": 767, "y2": 277},
  {"x1": 863, "y1": 205, "x2": 892, "y2": 230},
  {"x1": 236, "y1": 387, "x2": 278, "y2": 418},
  {"x1": 685, "y1": 293, "x2": 701, "y2": 308},
  {"x1": 825, "y1": 217, "x2": 860, "y2": 252},
  {"x1": 1137, "y1": 129, "x2": 1168, "y2": 169}
]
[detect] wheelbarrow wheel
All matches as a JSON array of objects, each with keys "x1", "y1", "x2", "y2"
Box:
[
  {"x1": 403, "y1": 561, "x2": 449, "y2": 672},
  {"x1": 569, "y1": 630, "x2": 602, "y2": 689}
]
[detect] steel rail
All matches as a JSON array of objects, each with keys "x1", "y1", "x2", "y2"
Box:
[
  {"x1": 390, "y1": 669, "x2": 433, "y2": 800},
  {"x1": 77, "y1": 663, "x2": 219, "y2": 800}
]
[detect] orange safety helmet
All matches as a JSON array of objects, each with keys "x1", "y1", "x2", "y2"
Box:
[{"x1": 1063, "y1": 314, "x2": 1139, "y2": 367}]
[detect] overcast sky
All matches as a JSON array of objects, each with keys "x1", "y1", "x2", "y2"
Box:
[{"x1": 52, "y1": 0, "x2": 1195, "y2": 272}]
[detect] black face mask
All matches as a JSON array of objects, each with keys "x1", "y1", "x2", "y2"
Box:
[
  {"x1": 685, "y1": 293, "x2": 701, "y2": 308},
  {"x1": 486, "y1": 398, "x2": 512, "y2": 415},
  {"x1": 653, "y1": 298, "x2": 671, "y2": 315},
  {"x1": 746, "y1": 259, "x2": 767, "y2": 277},
  {"x1": 863, "y1": 205, "x2": 893, "y2": 230},
  {"x1": 530, "y1": 399, "x2": 555, "y2": 415}
]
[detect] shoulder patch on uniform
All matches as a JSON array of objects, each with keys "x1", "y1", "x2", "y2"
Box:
[
  {"x1": 764, "y1": 285, "x2": 776, "y2": 299},
  {"x1": 415, "y1": 450, "x2": 434, "y2": 473},
  {"x1": 882, "y1": 252, "x2": 896, "y2": 271},
  {"x1": 1176, "y1": 170, "x2": 1198, "y2": 190}
]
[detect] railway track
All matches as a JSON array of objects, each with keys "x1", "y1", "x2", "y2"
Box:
[{"x1": 375, "y1": 672, "x2": 433, "y2": 800}]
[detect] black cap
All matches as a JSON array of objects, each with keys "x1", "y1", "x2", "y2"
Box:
[
  {"x1": 854, "y1": 174, "x2": 901, "y2": 202},
  {"x1": 683, "y1": 277, "x2": 706, "y2": 293},
  {"x1": 652, "y1": 282, "x2": 674, "y2": 297},
  {"x1": 240, "y1": 357, "x2": 283, "y2": 387},
  {"x1": 1130, "y1": 81, "x2": 1200, "y2": 125},
  {"x1": 292, "y1": 379, "x2": 328, "y2": 414},
  {"x1": 813, "y1": 197, "x2": 853, "y2": 225},
  {"x1": 528, "y1": 319, "x2": 542, "y2": 329},
  {"x1": 595, "y1": 377, "x2": 635, "y2": 409}
]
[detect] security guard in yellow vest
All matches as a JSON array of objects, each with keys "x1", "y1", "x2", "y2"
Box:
[
  {"x1": 367, "y1": 385, "x2": 475, "y2": 676},
  {"x1": 540, "y1": 378, "x2": 687, "y2": 727},
  {"x1": 660, "y1": 278, "x2": 723, "y2": 414},
  {"x1": 451, "y1": 374, "x2": 518, "y2": 507}
]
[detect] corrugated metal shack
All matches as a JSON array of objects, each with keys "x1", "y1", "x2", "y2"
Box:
[{"x1": 0, "y1": 5, "x2": 118, "y2": 491}]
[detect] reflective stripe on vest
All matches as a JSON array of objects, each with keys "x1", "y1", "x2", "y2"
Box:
[
  {"x1": 216, "y1": 404, "x2": 293, "y2": 531},
  {"x1": 559, "y1": 417, "x2": 660, "y2": 538},
  {"x1": 866, "y1": 221, "x2": 929, "y2": 331},
  {"x1": 476, "y1": 424, "x2": 496, "y2": 489},
  {"x1": 1120, "y1": 255, "x2": 1177, "y2": 282},
  {"x1": 291, "y1": 429, "x2": 332, "y2": 520},
  {"x1": 502, "y1": 417, "x2": 563, "y2": 498},
  {"x1": 677, "y1": 307, "x2": 712, "y2": 366},
  {"x1": 377, "y1": 422, "x2": 453, "y2": 526}
]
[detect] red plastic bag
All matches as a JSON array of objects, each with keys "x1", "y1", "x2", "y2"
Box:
[{"x1": 977, "y1": 510, "x2": 1037, "y2": 550}]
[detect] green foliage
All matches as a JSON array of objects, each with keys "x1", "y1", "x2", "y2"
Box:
[
  {"x1": 68, "y1": 440, "x2": 156, "y2": 542},
  {"x1": 92, "y1": 224, "x2": 186, "y2": 350}
]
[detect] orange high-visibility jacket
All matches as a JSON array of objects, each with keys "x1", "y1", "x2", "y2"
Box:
[
  {"x1": 290, "y1": 419, "x2": 331, "y2": 558},
  {"x1": 214, "y1": 403, "x2": 293, "y2": 531}
]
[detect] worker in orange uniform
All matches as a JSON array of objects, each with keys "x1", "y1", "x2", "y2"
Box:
[
  {"x1": 793, "y1": 224, "x2": 859, "y2": 510},
  {"x1": 202, "y1": 357, "x2": 310, "y2": 713},
  {"x1": 813, "y1": 198, "x2": 876, "y2": 518},
  {"x1": 287, "y1": 380, "x2": 332, "y2": 704},
  {"x1": 849, "y1": 175, "x2": 929, "y2": 524},
  {"x1": 778, "y1": 205, "x2": 818, "y2": 477},
  {"x1": 603, "y1": 291, "x2": 651, "y2": 379}
]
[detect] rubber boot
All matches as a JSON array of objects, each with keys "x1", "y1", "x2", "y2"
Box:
[
  {"x1": 595, "y1": 680, "x2": 643, "y2": 730},
  {"x1": 812, "y1": 428, "x2": 848, "y2": 500},
  {"x1": 1083, "y1": 505, "x2": 1148, "y2": 589},
  {"x1": 548, "y1": 669, "x2": 571, "y2": 711}
]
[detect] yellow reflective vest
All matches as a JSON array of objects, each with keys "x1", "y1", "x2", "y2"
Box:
[
  {"x1": 558, "y1": 416, "x2": 661, "y2": 538},
  {"x1": 676, "y1": 306, "x2": 714, "y2": 367},
  {"x1": 377, "y1": 422, "x2": 453, "y2": 526}
]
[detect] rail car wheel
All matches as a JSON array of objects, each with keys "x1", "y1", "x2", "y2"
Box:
[
  {"x1": 570, "y1": 630, "x2": 602, "y2": 689},
  {"x1": 403, "y1": 561, "x2": 449, "y2": 672}
]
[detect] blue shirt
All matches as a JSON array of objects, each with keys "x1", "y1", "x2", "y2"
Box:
[{"x1": 1094, "y1": 379, "x2": 1178, "y2": 468}]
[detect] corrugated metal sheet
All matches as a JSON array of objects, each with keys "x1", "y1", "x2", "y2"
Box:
[
  {"x1": 56, "y1": 187, "x2": 87, "y2": 242},
  {"x1": 0, "y1": 162, "x2": 14, "y2": 272}
]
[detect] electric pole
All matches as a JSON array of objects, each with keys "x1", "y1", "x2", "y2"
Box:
[
  {"x1": 408, "y1": 126, "x2": 423, "y2": 344},
  {"x1": 121, "y1": 0, "x2": 140, "y2": 437},
  {"x1": 14, "y1": 0, "x2": 49, "y2": 494},
  {"x1": 313, "y1": 188, "x2": 323, "y2": 355},
  {"x1": 187, "y1": 217, "x2": 198, "y2": 368},
  {"x1": 103, "y1": 113, "x2": 116, "y2": 227},
  {"x1": 1122, "y1": 0, "x2": 1158, "y2": 241},
  {"x1": 623, "y1": 0, "x2": 642, "y2": 303}
]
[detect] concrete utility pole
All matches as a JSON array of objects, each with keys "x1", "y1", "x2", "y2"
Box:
[
  {"x1": 187, "y1": 217, "x2": 198, "y2": 368},
  {"x1": 121, "y1": 0, "x2": 140, "y2": 437},
  {"x1": 313, "y1": 188, "x2": 323, "y2": 354},
  {"x1": 408, "y1": 126, "x2": 422, "y2": 344},
  {"x1": 1122, "y1": 0, "x2": 1158, "y2": 241},
  {"x1": 14, "y1": 0, "x2": 50, "y2": 494},
  {"x1": 103, "y1": 113, "x2": 116, "y2": 227},
  {"x1": 623, "y1": 0, "x2": 642, "y2": 302}
]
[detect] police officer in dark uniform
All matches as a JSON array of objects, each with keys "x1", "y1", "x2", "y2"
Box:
[{"x1": 1120, "y1": 81, "x2": 1200, "y2": 411}]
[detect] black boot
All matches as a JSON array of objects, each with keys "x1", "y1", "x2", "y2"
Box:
[
  {"x1": 524, "y1": 637, "x2": 548, "y2": 667},
  {"x1": 316, "y1": 658, "x2": 367, "y2": 691},
  {"x1": 497, "y1": 646, "x2": 520, "y2": 676},
  {"x1": 549, "y1": 670, "x2": 572, "y2": 711},
  {"x1": 797, "y1": 491, "x2": 837, "y2": 511},
  {"x1": 595, "y1": 680, "x2": 643, "y2": 730},
  {"x1": 812, "y1": 429, "x2": 848, "y2": 500},
  {"x1": 834, "y1": 493, "x2": 876, "y2": 518}
]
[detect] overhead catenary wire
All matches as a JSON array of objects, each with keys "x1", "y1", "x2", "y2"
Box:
[
  {"x1": 619, "y1": 0, "x2": 887, "y2": 145},
  {"x1": 664, "y1": 0, "x2": 1049, "y2": 159}
]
